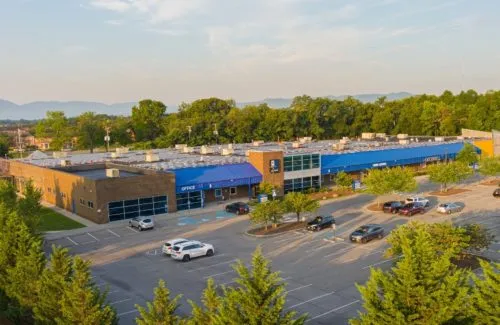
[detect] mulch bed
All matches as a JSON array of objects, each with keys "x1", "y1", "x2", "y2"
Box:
[
  {"x1": 452, "y1": 253, "x2": 488, "y2": 270},
  {"x1": 428, "y1": 188, "x2": 471, "y2": 196},
  {"x1": 309, "y1": 189, "x2": 354, "y2": 201},
  {"x1": 367, "y1": 203, "x2": 384, "y2": 212},
  {"x1": 247, "y1": 221, "x2": 306, "y2": 236},
  {"x1": 480, "y1": 179, "x2": 500, "y2": 186}
]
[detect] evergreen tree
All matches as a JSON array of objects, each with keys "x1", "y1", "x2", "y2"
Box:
[
  {"x1": 0, "y1": 179, "x2": 18, "y2": 212},
  {"x1": 135, "y1": 279, "x2": 182, "y2": 325},
  {"x1": 469, "y1": 260, "x2": 500, "y2": 324},
  {"x1": 187, "y1": 278, "x2": 220, "y2": 325},
  {"x1": 17, "y1": 179, "x2": 43, "y2": 234},
  {"x1": 351, "y1": 227, "x2": 470, "y2": 325},
  {"x1": 34, "y1": 246, "x2": 73, "y2": 324},
  {"x1": 216, "y1": 247, "x2": 307, "y2": 325},
  {"x1": 57, "y1": 257, "x2": 117, "y2": 325}
]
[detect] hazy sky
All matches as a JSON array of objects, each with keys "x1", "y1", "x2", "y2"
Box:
[{"x1": 1, "y1": 0, "x2": 499, "y2": 104}]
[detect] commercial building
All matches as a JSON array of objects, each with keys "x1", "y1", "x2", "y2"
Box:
[{"x1": 0, "y1": 136, "x2": 481, "y2": 224}]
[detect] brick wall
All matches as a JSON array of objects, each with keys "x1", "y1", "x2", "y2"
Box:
[{"x1": 248, "y1": 151, "x2": 284, "y2": 196}]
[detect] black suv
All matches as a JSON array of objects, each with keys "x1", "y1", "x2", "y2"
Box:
[
  {"x1": 382, "y1": 201, "x2": 405, "y2": 214},
  {"x1": 494, "y1": 188, "x2": 500, "y2": 198},
  {"x1": 225, "y1": 202, "x2": 250, "y2": 215},
  {"x1": 307, "y1": 216, "x2": 335, "y2": 231},
  {"x1": 350, "y1": 224, "x2": 384, "y2": 243}
]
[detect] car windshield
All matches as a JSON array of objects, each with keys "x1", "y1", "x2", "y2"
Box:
[
  {"x1": 439, "y1": 204, "x2": 448, "y2": 207},
  {"x1": 173, "y1": 246, "x2": 180, "y2": 251},
  {"x1": 143, "y1": 219, "x2": 151, "y2": 223},
  {"x1": 357, "y1": 227, "x2": 369, "y2": 233},
  {"x1": 165, "y1": 243, "x2": 171, "y2": 246}
]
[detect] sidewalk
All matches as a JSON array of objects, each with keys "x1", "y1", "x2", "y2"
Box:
[{"x1": 42, "y1": 202, "x2": 97, "y2": 227}]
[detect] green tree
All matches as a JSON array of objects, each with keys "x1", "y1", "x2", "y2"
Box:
[
  {"x1": 35, "y1": 111, "x2": 71, "y2": 150},
  {"x1": 131, "y1": 100, "x2": 167, "y2": 142},
  {"x1": 478, "y1": 156, "x2": 500, "y2": 180},
  {"x1": 250, "y1": 200, "x2": 284, "y2": 230},
  {"x1": 0, "y1": 179, "x2": 17, "y2": 211},
  {"x1": 462, "y1": 223, "x2": 495, "y2": 253},
  {"x1": 77, "y1": 112, "x2": 105, "y2": 153},
  {"x1": 0, "y1": 134, "x2": 9, "y2": 157},
  {"x1": 282, "y1": 192, "x2": 320, "y2": 222},
  {"x1": 187, "y1": 278, "x2": 220, "y2": 325},
  {"x1": 216, "y1": 247, "x2": 307, "y2": 325},
  {"x1": 352, "y1": 226, "x2": 470, "y2": 325},
  {"x1": 335, "y1": 171, "x2": 353, "y2": 189},
  {"x1": 427, "y1": 161, "x2": 473, "y2": 192},
  {"x1": 469, "y1": 260, "x2": 500, "y2": 324},
  {"x1": 456, "y1": 143, "x2": 479, "y2": 165},
  {"x1": 57, "y1": 257, "x2": 116, "y2": 325},
  {"x1": 34, "y1": 246, "x2": 73, "y2": 324},
  {"x1": 136, "y1": 279, "x2": 182, "y2": 325},
  {"x1": 17, "y1": 179, "x2": 43, "y2": 234},
  {"x1": 364, "y1": 167, "x2": 416, "y2": 206},
  {"x1": 258, "y1": 181, "x2": 275, "y2": 197}
]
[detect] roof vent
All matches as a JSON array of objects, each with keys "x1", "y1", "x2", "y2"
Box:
[
  {"x1": 116, "y1": 147, "x2": 129, "y2": 155},
  {"x1": 106, "y1": 168, "x2": 120, "y2": 178},
  {"x1": 182, "y1": 147, "x2": 194, "y2": 153},
  {"x1": 397, "y1": 134, "x2": 408, "y2": 139},
  {"x1": 361, "y1": 133, "x2": 375, "y2": 140},
  {"x1": 434, "y1": 137, "x2": 444, "y2": 142},
  {"x1": 399, "y1": 139, "x2": 410, "y2": 145},
  {"x1": 53, "y1": 151, "x2": 68, "y2": 158},
  {"x1": 145, "y1": 152, "x2": 159, "y2": 162},
  {"x1": 111, "y1": 152, "x2": 120, "y2": 159},
  {"x1": 60, "y1": 159, "x2": 71, "y2": 166},
  {"x1": 175, "y1": 144, "x2": 187, "y2": 150},
  {"x1": 252, "y1": 140, "x2": 264, "y2": 147},
  {"x1": 201, "y1": 146, "x2": 214, "y2": 155},
  {"x1": 222, "y1": 148, "x2": 234, "y2": 156},
  {"x1": 292, "y1": 142, "x2": 302, "y2": 148},
  {"x1": 333, "y1": 143, "x2": 348, "y2": 151}
]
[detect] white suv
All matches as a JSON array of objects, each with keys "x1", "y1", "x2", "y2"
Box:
[
  {"x1": 171, "y1": 241, "x2": 215, "y2": 262},
  {"x1": 405, "y1": 196, "x2": 430, "y2": 207},
  {"x1": 162, "y1": 238, "x2": 189, "y2": 255}
]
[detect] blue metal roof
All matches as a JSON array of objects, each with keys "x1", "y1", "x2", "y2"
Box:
[
  {"x1": 321, "y1": 142, "x2": 476, "y2": 174},
  {"x1": 174, "y1": 163, "x2": 262, "y2": 193}
]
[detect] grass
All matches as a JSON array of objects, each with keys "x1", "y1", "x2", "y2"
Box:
[{"x1": 38, "y1": 207, "x2": 85, "y2": 232}]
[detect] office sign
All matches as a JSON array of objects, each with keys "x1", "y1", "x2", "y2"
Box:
[
  {"x1": 269, "y1": 159, "x2": 281, "y2": 173},
  {"x1": 424, "y1": 156, "x2": 440, "y2": 163},
  {"x1": 372, "y1": 162, "x2": 387, "y2": 168}
]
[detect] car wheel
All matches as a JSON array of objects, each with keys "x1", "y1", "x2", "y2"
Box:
[
  {"x1": 361, "y1": 238, "x2": 367, "y2": 244},
  {"x1": 182, "y1": 255, "x2": 190, "y2": 262},
  {"x1": 139, "y1": 226, "x2": 143, "y2": 231},
  {"x1": 420, "y1": 209, "x2": 425, "y2": 214},
  {"x1": 377, "y1": 233, "x2": 383, "y2": 239},
  {"x1": 206, "y1": 249, "x2": 214, "y2": 257}
]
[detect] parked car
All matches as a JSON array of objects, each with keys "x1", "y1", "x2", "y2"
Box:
[
  {"x1": 350, "y1": 224, "x2": 384, "y2": 243},
  {"x1": 405, "y1": 196, "x2": 430, "y2": 207},
  {"x1": 494, "y1": 188, "x2": 500, "y2": 198},
  {"x1": 129, "y1": 217, "x2": 154, "y2": 231},
  {"x1": 171, "y1": 241, "x2": 215, "y2": 262},
  {"x1": 382, "y1": 201, "x2": 405, "y2": 214},
  {"x1": 436, "y1": 202, "x2": 463, "y2": 214},
  {"x1": 399, "y1": 202, "x2": 425, "y2": 216},
  {"x1": 307, "y1": 215, "x2": 335, "y2": 231},
  {"x1": 225, "y1": 202, "x2": 250, "y2": 215},
  {"x1": 162, "y1": 238, "x2": 189, "y2": 255}
]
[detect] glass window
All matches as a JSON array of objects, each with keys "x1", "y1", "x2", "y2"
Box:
[
  {"x1": 312, "y1": 176, "x2": 320, "y2": 188},
  {"x1": 139, "y1": 197, "x2": 153, "y2": 204},
  {"x1": 109, "y1": 207, "x2": 124, "y2": 215},
  {"x1": 284, "y1": 156, "x2": 293, "y2": 172},
  {"x1": 292, "y1": 156, "x2": 302, "y2": 171},
  {"x1": 215, "y1": 189, "x2": 222, "y2": 197},
  {"x1": 293, "y1": 178, "x2": 303, "y2": 189},
  {"x1": 303, "y1": 177, "x2": 312, "y2": 189},
  {"x1": 125, "y1": 211, "x2": 139, "y2": 219},
  {"x1": 140, "y1": 203, "x2": 154, "y2": 211},
  {"x1": 312, "y1": 154, "x2": 320, "y2": 168},
  {"x1": 88, "y1": 201, "x2": 94, "y2": 209},
  {"x1": 124, "y1": 199, "x2": 138, "y2": 206},
  {"x1": 109, "y1": 213, "x2": 124, "y2": 222},
  {"x1": 109, "y1": 201, "x2": 123, "y2": 209},
  {"x1": 124, "y1": 205, "x2": 139, "y2": 213},
  {"x1": 302, "y1": 155, "x2": 311, "y2": 170},
  {"x1": 153, "y1": 196, "x2": 167, "y2": 203},
  {"x1": 230, "y1": 187, "x2": 237, "y2": 195}
]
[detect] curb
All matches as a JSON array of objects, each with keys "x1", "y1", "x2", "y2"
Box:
[{"x1": 244, "y1": 228, "x2": 305, "y2": 238}]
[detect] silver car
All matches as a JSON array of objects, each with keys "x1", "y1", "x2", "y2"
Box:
[
  {"x1": 129, "y1": 217, "x2": 154, "y2": 231},
  {"x1": 436, "y1": 202, "x2": 463, "y2": 214}
]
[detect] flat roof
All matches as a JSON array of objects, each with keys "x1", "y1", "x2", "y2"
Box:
[{"x1": 69, "y1": 169, "x2": 140, "y2": 180}]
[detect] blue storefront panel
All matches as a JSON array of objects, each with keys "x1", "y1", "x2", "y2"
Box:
[
  {"x1": 320, "y1": 142, "x2": 477, "y2": 175},
  {"x1": 174, "y1": 163, "x2": 263, "y2": 194}
]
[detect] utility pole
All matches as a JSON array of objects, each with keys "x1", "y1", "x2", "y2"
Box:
[
  {"x1": 213, "y1": 123, "x2": 219, "y2": 145},
  {"x1": 17, "y1": 127, "x2": 23, "y2": 158},
  {"x1": 104, "y1": 126, "x2": 111, "y2": 152},
  {"x1": 187, "y1": 126, "x2": 192, "y2": 143}
]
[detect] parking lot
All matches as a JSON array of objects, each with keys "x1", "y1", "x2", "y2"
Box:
[{"x1": 44, "y1": 181, "x2": 499, "y2": 325}]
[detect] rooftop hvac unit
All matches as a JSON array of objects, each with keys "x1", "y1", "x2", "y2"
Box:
[
  {"x1": 361, "y1": 133, "x2": 375, "y2": 140},
  {"x1": 339, "y1": 139, "x2": 350, "y2": 144},
  {"x1": 252, "y1": 140, "x2": 264, "y2": 147},
  {"x1": 228, "y1": 143, "x2": 233, "y2": 149},
  {"x1": 116, "y1": 147, "x2": 129, "y2": 155},
  {"x1": 111, "y1": 152, "x2": 120, "y2": 159},
  {"x1": 145, "y1": 153, "x2": 159, "y2": 162},
  {"x1": 182, "y1": 147, "x2": 194, "y2": 153},
  {"x1": 201, "y1": 146, "x2": 214, "y2": 155},
  {"x1": 399, "y1": 139, "x2": 410, "y2": 145},
  {"x1": 175, "y1": 144, "x2": 187, "y2": 150},
  {"x1": 245, "y1": 150, "x2": 250, "y2": 157},
  {"x1": 456, "y1": 136, "x2": 464, "y2": 140},
  {"x1": 53, "y1": 151, "x2": 68, "y2": 158},
  {"x1": 222, "y1": 148, "x2": 234, "y2": 156},
  {"x1": 60, "y1": 159, "x2": 71, "y2": 166},
  {"x1": 106, "y1": 168, "x2": 120, "y2": 178},
  {"x1": 299, "y1": 137, "x2": 312, "y2": 144},
  {"x1": 333, "y1": 143, "x2": 347, "y2": 151},
  {"x1": 375, "y1": 133, "x2": 386, "y2": 138},
  {"x1": 435, "y1": 137, "x2": 444, "y2": 142},
  {"x1": 292, "y1": 142, "x2": 302, "y2": 148},
  {"x1": 397, "y1": 134, "x2": 409, "y2": 139}
]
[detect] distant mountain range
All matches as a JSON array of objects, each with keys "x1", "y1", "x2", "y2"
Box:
[{"x1": 0, "y1": 92, "x2": 412, "y2": 120}]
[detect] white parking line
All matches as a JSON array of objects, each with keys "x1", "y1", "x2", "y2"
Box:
[
  {"x1": 127, "y1": 227, "x2": 139, "y2": 233},
  {"x1": 306, "y1": 300, "x2": 360, "y2": 322},
  {"x1": 107, "y1": 229, "x2": 121, "y2": 238},
  {"x1": 324, "y1": 246, "x2": 353, "y2": 258},
  {"x1": 203, "y1": 269, "x2": 234, "y2": 279},
  {"x1": 305, "y1": 241, "x2": 339, "y2": 253},
  {"x1": 96, "y1": 283, "x2": 109, "y2": 287},
  {"x1": 110, "y1": 298, "x2": 132, "y2": 305},
  {"x1": 220, "y1": 279, "x2": 237, "y2": 286},
  {"x1": 285, "y1": 291, "x2": 336, "y2": 310},
  {"x1": 362, "y1": 256, "x2": 399, "y2": 270},
  {"x1": 87, "y1": 233, "x2": 99, "y2": 242},
  {"x1": 107, "y1": 290, "x2": 120, "y2": 294},
  {"x1": 274, "y1": 235, "x2": 304, "y2": 244},
  {"x1": 66, "y1": 237, "x2": 79, "y2": 246},
  {"x1": 188, "y1": 259, "x2": 238, "y2": 273},
  {"x1": 281, "y1": 276, "x2": 292, "y2": 281},
  {"x1": 117, "y1": 310, "x2": 138, "y2": 317},
  {"x1": 285, "y1": 284, "x2": 312, "y2": 294}
]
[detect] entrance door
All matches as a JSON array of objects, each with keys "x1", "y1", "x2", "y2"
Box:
[{"x1": 176, "y1": 191, "x2": 203, "y2": 211}]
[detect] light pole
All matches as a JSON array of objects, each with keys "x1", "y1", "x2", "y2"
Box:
[
  {"x1": 213, "y1": 123, "x2": 219, "y2": 145},
  {"x1": 187, "y1": 126, "x2": 192, "y2": 143},
  {"x1": 104, "y1": 126, "x2": 111, "y2": 152}
]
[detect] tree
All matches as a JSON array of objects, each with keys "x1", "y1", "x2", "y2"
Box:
[
  {"x1": 250, "y1": 200, "x2": 284, "y2": 230},
  {"x1": 17, "y1": 179, "x2": 43, "y2": 234},
  {"x1": 456, "y1": 143, "x2": 479, "y2": 165},
  {"x1": 282, "y1": 192, "x2": 320, "y2": 222},
  {"x1": 34, "y1": 246, "x2": 73, "y2": 324},
  {"x1": 35, "y1": 111, "x2": 71, "y2": 150},
  {"x1": 0, "y1": 134, "x2": 9, "y2": 158},
  {"x1": 462, "y1": 223, "x2": 495, "y2": 253},
  {"x1": 216, "y1": 247, "x2": 307, "y2": 324},
  {"x1": 77, "y1": 112, "x2": 105, "y2": 153},
  {"x1": 136, "y1": 279, "x2": 182, "y2": 325},
  {"x1": 57, "y1": 257, "x2": 116, "y2": 325},
  {"x1": 427, "y1": 161, "x2": 473, "y2": 192},
  {"x1": 352, "y1": 226, "x2": 470, "y2": 325},
  {"x1": 187, "y1": 278, "x2": 220, "y2": 325},
  {"x1": 478, "y1": 156, "x2": 500, "y2": 180},
  {"x1": 335, "y1": 171, "x2": 353, "y2": 189},
  {"x1": 0, "y1": 179, "x2": 17, "y2": 211},
  {"x1": 469, "y1": 260, "x2": 500, "y2": 324},
  {"x1": 131, "y1": 100, "x2": 167, "y2": 142},
  {"x1": 258, "y1": 181, "x2": 275, "y2": 197},
  {"x1": 364, "y1": 167, "x2": 417, "y2": 206}
]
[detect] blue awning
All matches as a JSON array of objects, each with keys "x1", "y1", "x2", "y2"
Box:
[
  {"x1": 173, "y1": 163, "x2": 262, "y2": 193},
  {"x1": 321, "y1": 142, "x2": 479, "y2": 174}
]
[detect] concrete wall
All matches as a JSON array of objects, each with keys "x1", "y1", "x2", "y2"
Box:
[
  {"x1": 248, "y1": 150, "x2": 284, "y2": 196},
  {"x1": 493, "y1": 130, "x2": 500, "y2": 156},
  {"x1": 473, "y1": 140, "x2": 494, "y2": 157},
  {"x1": 461, "y1": 128, "x2": 492, "y2": 139}
]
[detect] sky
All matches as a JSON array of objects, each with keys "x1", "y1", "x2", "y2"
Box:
[{"x1": 1, "y1": 0, "x2": 499, "y2": 104}]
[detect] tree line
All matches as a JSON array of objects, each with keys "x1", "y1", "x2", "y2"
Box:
[{"x1": 32, "y1": 89, "x2": 500, "y2": 152}]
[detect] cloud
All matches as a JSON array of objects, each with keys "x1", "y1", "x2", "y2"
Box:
[
  {"x1": 90, "y1": 0, "x2": 130, "y2": 12},
  {"x1": 105, "y1": 19, "x2": 122, "y2": 25}
]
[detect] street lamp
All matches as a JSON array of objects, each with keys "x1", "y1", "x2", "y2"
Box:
[
  {"x1": 104, "y1": 125, "x2": 111, "y2": 152},
  {"x1": 187, "y1": 126, "x2": 192, "y2": 143},
  {"x1": 213, "y1": 123, "x2": 219, "y2": 145}
]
